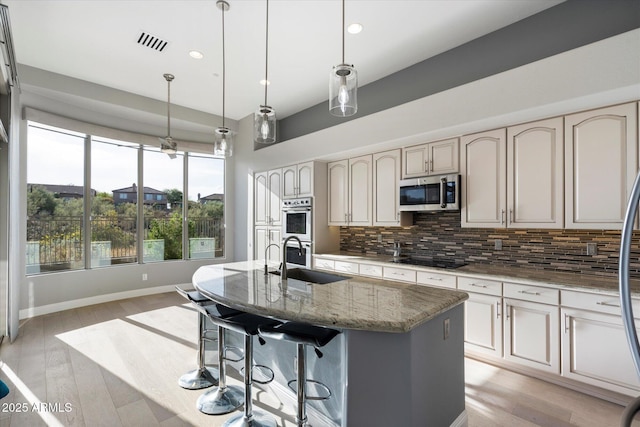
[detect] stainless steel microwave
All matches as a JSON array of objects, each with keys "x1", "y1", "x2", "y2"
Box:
[{"x1": 399, "y1": 174, "x2": 460, "y2": 212}]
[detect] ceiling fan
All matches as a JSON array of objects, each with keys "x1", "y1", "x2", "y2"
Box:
[{"x1": 159, "y1": 73, "x2": 178, "y2": 159}]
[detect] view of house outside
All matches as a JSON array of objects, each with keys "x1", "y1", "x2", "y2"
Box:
[{"x1": 26, "y1": 122, "x2": 225, "y2": 274}]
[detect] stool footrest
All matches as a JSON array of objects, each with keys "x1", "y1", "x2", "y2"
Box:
[
  {"x1": 287, "y1": 379, "x2": 332, "y2": 401},
  {"x1": 239, "y1": 364, "x2": 275, "y2": 385},
  {"x1": 222, "y1": 345, "x2": 244, "y2": 363}
]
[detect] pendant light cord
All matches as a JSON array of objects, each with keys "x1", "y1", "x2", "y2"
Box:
[
  {"x1": 341, "y1": 0, "x2": 345, "y2": 64},
  {"x1": 166, "y1": 77, "x2": 171, "y2": 137},
  {"x1": 264, "y1": 0, "x2": 269, "y2": 106},
  {"x1": 221, "y1": 2, "x2": 226, "y2": 128}
]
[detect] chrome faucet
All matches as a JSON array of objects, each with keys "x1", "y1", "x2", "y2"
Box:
[
  {"x1": 264, "y1": 243, "x2": 280, "y2": 275},
  {"x1": 281, "y1": 236, "x2": 303, "y2": 280}
]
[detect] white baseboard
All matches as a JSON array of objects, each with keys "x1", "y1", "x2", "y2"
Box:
[
  {"x1": 18, "y1": 283, "x2": 188, "y2": 319},
  {"x1": 450, "y1": 410, "x2": 468, "y2": 427}
]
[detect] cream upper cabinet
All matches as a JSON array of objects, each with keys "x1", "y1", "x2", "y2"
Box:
[
  {"x1": 460, "y1": 129, "x2": 507, "y2": 227},
  {"x1": 402, "y1": 138, "x2": 459, "y2": 178},
  {"x1": 506, "y1": 117, "x2": 564, "y2": 229},
  {"x1": 254, "y1": 169, "x2": 281, "y2": 226},
  {"x1": 283, "y1": 161, "x2": 314, "y2": 199},
  {"x1": 565, "y1": 102, "x2": 638, "y2": 229},
  {"x1": 254, "y1": 226, "x2": 281, "y2": 263},
  {"x1": 373, "y1": 149, "x2": 404, "y2": 226},
  {"x1": 327, "y1": 155, "x2": 372, "y2": 226}
]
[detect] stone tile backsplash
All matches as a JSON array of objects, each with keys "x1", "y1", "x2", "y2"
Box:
[{"x1": 339, "y1": 211, "x2": 640, "y2": 278}]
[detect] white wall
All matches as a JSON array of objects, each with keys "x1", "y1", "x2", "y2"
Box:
[{"x1": 233, "y1": 29, "x2": 640, "y2": 261}]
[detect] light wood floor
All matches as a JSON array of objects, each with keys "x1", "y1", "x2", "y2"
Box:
[{"x1": 0, "y1": 291, "x2": 637, "y2": 427}]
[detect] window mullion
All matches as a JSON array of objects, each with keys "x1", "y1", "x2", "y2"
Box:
[
  {"x1": 183, "y1": 153, "x2": 188, "y2": 260},
  {"x1": 83, "y1": 135, "x2": 91, "y2": 269},
  {"x1": 137, "y1": 145, "x2": 144, "y2": 264}
]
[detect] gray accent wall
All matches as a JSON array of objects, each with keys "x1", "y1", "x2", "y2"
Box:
[{"x1": 278, "y1": 0, "x2": 640, "y2": 142}]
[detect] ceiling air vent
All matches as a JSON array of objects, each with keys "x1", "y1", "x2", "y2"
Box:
[{"x1": 136, "y1": 31, "x2": 169, "y2": 52}]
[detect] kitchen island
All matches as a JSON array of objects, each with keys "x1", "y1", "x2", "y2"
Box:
[{"x1": 193, "y1": 261, "x2": 469, "y2": 427}]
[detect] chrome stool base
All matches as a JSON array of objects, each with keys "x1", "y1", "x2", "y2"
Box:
[
  {"x1": 222, "y1": 408, "x2": 278, "y2": 427},
  {"x1": 178, "y1": 366, "x2": 219, "y2": 390},
  {"x1": 196, "y1": 384, "x2": 244, "y2": 415}
]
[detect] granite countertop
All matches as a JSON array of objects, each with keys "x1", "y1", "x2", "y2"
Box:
[
  {"x1": 192, "y1": 261, "x2": 468, "y2": 333},
  {"x1": 313, "y1": 252, "x2": 640, "y2": 296}
]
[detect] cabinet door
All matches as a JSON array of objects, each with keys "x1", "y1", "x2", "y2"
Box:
[
  {"x1": 562, "y1": 307, "x2": 640, "y2": 395},
  {"x1": 464, "y1": 292, "x2": 503, "y2": 358},
  {"x1": 565, "y1": 103, "x2": 638, "y2": 229},
  {"x1": 402, "y1": 144, "x2": 428, "y2": 178},
  {"x1": 297, "y1": 161, "x2": 314, "y2": 197},
  {"x1": 430, "y1": 138, "x2": 459, "y2": 175},
  {"x1": 461, "y1": 129, "x2": 507, "y2": 228},
  {"x1": 254, "y1": 227, "x2": 268, "y2": 260},
  {"x1": 267, "y1": 228, "x2": 281, "y2": 263},
  {"x1": 267, "y1": 169, "x2": 282, "y2": 226},
  {"x1": 349, "y1": 155, "x2": 373, "y2": 226},
  {"x1": 373, "y1": 149, "x2": 402, "y2": 226},
  {"x1": 282, "y1": 165, "x2": 298, "y2": 199},
  {"x1": 328, "y1": 160, "x2": 349, "y2": 225},
  {"x1": 504, "y1": 298, "x2": 559, "y2": 374},
  {"x1": 507, "y1": 118, "x2": 563, "y2": 229},
  {"x1": 254, "y1": 172, "x2": 268, "y2": 226}
]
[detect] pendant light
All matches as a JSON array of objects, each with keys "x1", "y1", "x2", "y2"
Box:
[
  {"x1": 214, "y1": 0, "x2": 233, "y2": 157},
  {"x1": 329, "y1": 0, "x2": 357, "y2": 117},
  {"x1": 160, "y1": 73, "x2": 178, "y2": 159},
  {"x1": 254, "y1": 0, "x2": 276, "y2": 145}
]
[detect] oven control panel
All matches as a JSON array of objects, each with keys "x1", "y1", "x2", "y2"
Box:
[{"x1": 282, "y1": 197, "x2": 312, "y2": 208}]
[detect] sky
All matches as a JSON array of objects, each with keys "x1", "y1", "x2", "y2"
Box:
[{"x1": 27, "y1": 124, "x2": 224, "y2": 201}]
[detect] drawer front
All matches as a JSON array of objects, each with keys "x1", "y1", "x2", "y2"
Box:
[
  {"x1": 383, "y1": 266, "x2": 417, "y2": 283},
  {"x1": 504, "y1": 282, "x2": 559, "y2": 305},
  {"x1": 458, "y1": 276, "x2": 502, "y2": 296},
  {"x1": 359, "y1": 263, "x2": 383, "y2": 278},
  {"x1": 416, "y1": 271, "x2": 457, "y2": 289},
  {"x1": 314, "y1": 258, "x2": 335, "y2": 271},
  {"x1": 561, "y1": 290, "x2": 640, "y2": 316},
  {"x1": 334, "y1": 261, "x2": 359, "y2": 274}
]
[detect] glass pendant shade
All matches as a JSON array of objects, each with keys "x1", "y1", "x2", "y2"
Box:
[
  {"x1": 329, "y1": 64, "x2": 357, "y2": 117},
  {"x1": 254, "y1": 105, "x2": 276, "y2": 144},
  {"x1": 214, "y1": 126, "x2": 233, "y2": 157}
]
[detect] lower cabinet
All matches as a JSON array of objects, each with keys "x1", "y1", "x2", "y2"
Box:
[
  {"x1": 504, "y1": 298, "x2": 559, "y2": 374},
  {"x1": 463, "y1": 292, "x2": 503, "y2": 358},
  {"x1": 254, "y1": 226, "x2": 281, "y2": 264},
  {"x1": 561, "y1": 307, "x2": 640, "y2": 395}
]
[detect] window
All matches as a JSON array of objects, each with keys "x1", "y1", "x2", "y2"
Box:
[
  {"x1": 188, "y1": 153, "x2": 225, "y2": 259},
  {"x1": 27, "y1": 124, "x2": 86, "y2": 273},
  {"x1": 26, "y1": 120, "x2": 226, "y2": 275},
  {"x1": 91, "y1": 137, "x2": 139, "y2": 267}
]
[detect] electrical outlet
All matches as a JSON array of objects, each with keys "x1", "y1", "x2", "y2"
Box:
[
  {"x1": 142, "y1": 273, "x2": 148, "y2": 281},
  {"x1": 377, "y1": 234, "x2": 383, "y2": 243},
  {"x1": 587, "y1": 243, "x2": 597, "y2": 256},
  {"x1": 443, "y1": 318, "x2": 450, "y2": 340},
  {"x1": 494, "y1": 239, "x2": 503, "y2": 250}
]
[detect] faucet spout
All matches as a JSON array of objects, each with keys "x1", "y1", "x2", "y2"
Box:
[
  {"x1": 264, "y1": 243, "x2": 280, "y2": 275},
  {"x1": 281, "y1": 236, "x2": 303, "y2": 280}
]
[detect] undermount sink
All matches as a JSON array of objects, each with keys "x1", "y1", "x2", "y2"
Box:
[{"x1": 269, "y1": 268, "x2": 350, "y2": 284}]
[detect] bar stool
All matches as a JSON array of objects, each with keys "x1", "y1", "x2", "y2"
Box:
[
  {"x1": 175, "y1": 286, "x2": 235, "y2": 390},
  {"x1": 196, "y1": 304, "x2": 247, "y2": 415},
  {"x1": 198, "y1": 305, "x2": 282, "y2": 427},
  {"x1": 258, "y1": 322, "x2": 340, "y2": 427}
]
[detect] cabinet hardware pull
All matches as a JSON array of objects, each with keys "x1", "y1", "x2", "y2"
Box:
[
  {"x1": 500, "y1": 209, "x2": 505, "y2": 225},
  {"x1": 428, "y1": 277, "x2": 442, "y2": 281},
  {"x1": 506, "y1": 303, "x2": 510, "y2": 320},
  {"x1": 496, "y1": 301, "x2": 501, "y2": 318},
  {"x1": 564, "y1": 313, "x2": 569, "y2": 333},
  {"x1": 509, "y1": 209, "x2": 513, "y2": 224},
  {"x1": 518, "y1": 290, "x2": 541, "y2": 296},
  {"x1": 470, "y1": 283, "x2": 488, "y2": 288},
  {"x1": 425, "y1": 161, "x2": 429, "y2": 172},
  {"x1": 596, "y1": 301, "x2": 621, "y2": 308},
  {"x1": 430, "y1": 160, "x2": 433, "y2": 173}
]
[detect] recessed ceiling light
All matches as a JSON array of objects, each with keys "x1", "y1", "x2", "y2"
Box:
[
  {"x1": 347, "y1": 23, "x2": 363, "y2": 34},
  {"x1": 260, "y1": 79, "x2": 270, "y2": 86},
  {"x1": 189, "y1": 50, "x2": 204, "y2": 59}
]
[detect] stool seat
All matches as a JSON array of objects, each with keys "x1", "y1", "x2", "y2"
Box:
[
  {"x1": 258, "y1": 322, "x2": 340, "y2": 349},
  {"x1": 175, "y1": 286, "x2": 211, "y2": 304},
  {"x1": 207, "y1": 308, "x2": 281, "y2": 336}
]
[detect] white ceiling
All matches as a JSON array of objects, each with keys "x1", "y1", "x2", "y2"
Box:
[{"x1": 4, "y1": 0, "x2": 564, "y2": 121}]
